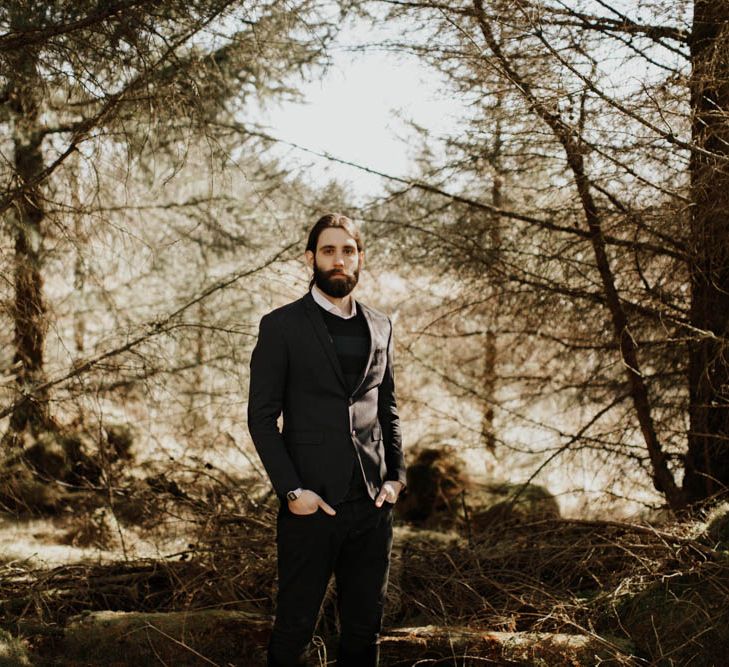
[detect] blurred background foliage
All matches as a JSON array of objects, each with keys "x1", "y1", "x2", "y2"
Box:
[{"x1": 0, "y1": 0, "x2": 727, "y2": 528}]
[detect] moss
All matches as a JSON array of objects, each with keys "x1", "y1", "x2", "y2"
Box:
[
  {"x1": 618, "y1": 564, "x2": 729, "y2": 666},
  {"x1": 0, "y1": 629, "x2": 33, "y2": 667},
  {"x1": 62, "y1": 610, "x2": 269, "y2": 665},
  {"x1": 395, "y1": 447, "x2": 560, "y2": 532},
  {"x1": 0, "y1": 463, "x2": 69, "y2": 513},
  {"x1": 469, "y1": 482, "x2": 560, "y2": 530},
  {"x1": 704, "y1": 502, "x2": 729, "y2": 550}
]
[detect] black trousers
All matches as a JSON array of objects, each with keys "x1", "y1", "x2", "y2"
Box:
[{"x1": 268, "y1": 496, "x2": 394, "y2": 666}]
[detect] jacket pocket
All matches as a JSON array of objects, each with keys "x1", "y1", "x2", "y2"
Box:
[
  {"x1": 287, "y1": 507, "x2": 320, "y2": 518},
  {"x1": 370, "y1": 348, "x2": 385, "y2": 368}
]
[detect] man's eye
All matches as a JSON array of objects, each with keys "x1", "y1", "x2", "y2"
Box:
[{"x1": 344, "y1": 248, "x2": 355, "y2": 254}]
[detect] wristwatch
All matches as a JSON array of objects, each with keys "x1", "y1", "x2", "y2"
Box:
[{"x1": 286, "y1": 487, "x2": 303, "y2": 502}]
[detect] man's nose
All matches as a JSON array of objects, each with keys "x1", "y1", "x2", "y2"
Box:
[{"x1": 333, "y1": 254, "x2": 345, "y2": 266}]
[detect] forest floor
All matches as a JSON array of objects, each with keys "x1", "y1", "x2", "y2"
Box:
[{"x1": 1, "y1": 451, "x2": 728, "y2": 666}]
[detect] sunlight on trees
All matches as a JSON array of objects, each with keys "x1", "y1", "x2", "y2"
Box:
[{"x1": 359, "y1": 0, "x2": 728, "y2": 511}]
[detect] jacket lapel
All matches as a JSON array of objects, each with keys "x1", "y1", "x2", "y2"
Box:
[
  {"x1": 350, "y1": 303, "x2": 376, "y2": 398},
  {"x1": 303, "y1": 292, "x2": 348, "y2": 391}
]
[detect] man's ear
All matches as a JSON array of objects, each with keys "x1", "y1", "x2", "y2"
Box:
[
  {"x1": 305, "y1": 250, "x2": 314, "y2": 270},
  {"x1": 359, "y1": 250, "x2": 365, "y2": 271}
]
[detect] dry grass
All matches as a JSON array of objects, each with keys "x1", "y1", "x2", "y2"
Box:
[{"x1": 0, "y1": 470, "x2": 727, "y2": 665}]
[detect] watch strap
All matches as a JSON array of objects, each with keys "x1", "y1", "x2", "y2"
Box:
[{"x1": 286, "y1": 488, "x2": 303, "y2": 502}]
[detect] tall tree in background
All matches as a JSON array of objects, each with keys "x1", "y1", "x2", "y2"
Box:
[
  {"x1": 366, "y1": 0, "x2": 729, "y2": 508},
  {"x1": 0, "y1": 0, "x2": 341, "y2": 446},
  {"x1": 684, "y1": 0, "x2": 729, "y2": 503},
  {"x1": 5, "y1": 4, "x2": 50, "y2": 435}
]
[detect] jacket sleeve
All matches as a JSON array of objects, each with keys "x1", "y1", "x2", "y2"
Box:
[
  {"x1": 378, "y1": 318, "x2": 407, "y2": 487},
  {"x1": 247, "y1": 312, "x2": 302, "y2": 497}
]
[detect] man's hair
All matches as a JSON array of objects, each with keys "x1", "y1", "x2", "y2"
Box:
[{"x1": 306, "y1": 213, "x2": 364, "y2": 254}]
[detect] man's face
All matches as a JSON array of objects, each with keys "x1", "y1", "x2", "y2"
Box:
[{"x1": 306, "y1": 227, "x2": 364, "y2": 298}]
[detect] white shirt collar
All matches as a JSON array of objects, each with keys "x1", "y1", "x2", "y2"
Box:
[{"x1": 311, "y1": 284, "x2": 357, "y2": 319}]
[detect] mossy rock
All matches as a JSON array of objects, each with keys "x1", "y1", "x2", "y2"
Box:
[
  {"x1": 396, "y1": 447, "x2": 468, "y2": 526},
  {"x1": 395, "y1": 447, "x2": 559, "y2": 532},
  {"x1": 0, "y1": 425, "x2": 136, "y2": 514},
  {"x1": 20, "y1": 430, "x2": 101, "y2": 485},
  {"x1": 0, "y1": 629, "x2": 33, "y2": 667},
  {"x1": 0, "y1": 463, "x2": 70, "y2": 513},
  {"x1": 704, "y1": 502, "x2": 729, "y2": 550},
  {"x1": 395, "y1": 447, "x2": 560, "y2": 537},
  {"x1": 468, "y1": 482, "x2": 560, "y2": 532},
  {"x1": 618, "y1": 563, "x2": 729, "y2": 666},
  {"x1": 22, "y1": 432, "x2": 70, "y2": 480}
]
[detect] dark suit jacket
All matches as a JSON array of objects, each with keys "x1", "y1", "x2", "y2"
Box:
[{"x1": 247, "y1": 291, "x2": 407, "y2": 505}]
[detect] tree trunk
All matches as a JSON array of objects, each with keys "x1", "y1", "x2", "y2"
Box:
[
  {"x1": 684, "y1": 1, "x2": 729, "y2": 503},
  {"x1": 481, "y1": 329, "x2": 497, "y2": 451},
  {"x1": 4, "y1": 7, "x2": 53, "y2": 442},
  {"x1": 71, "y1": 156, "x2": 86, "y2": 357},
  {"x1": 480, "y1": 99, "x2": 504, "y2": 452},
  {"x1": 473, "y1": 0, "x2": 686, "y2": 509}
]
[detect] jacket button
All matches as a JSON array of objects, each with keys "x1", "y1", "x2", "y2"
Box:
[{"x1": 351, "y1": 430, "x2": 356, "y2": 438}]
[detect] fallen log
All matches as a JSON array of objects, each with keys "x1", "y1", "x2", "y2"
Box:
[
  {"x1": 58, "y1": 611, "x2": 635, "y2": 666},
  {"x1": 380, "y1": 626, "x2": 636, "y2": 666},
  {"x1": 0, "y1": 558, "x2": 273, "y2": 625},
  {"x1": 62, "y1": 609, "x2": 270, "y2": 666}
]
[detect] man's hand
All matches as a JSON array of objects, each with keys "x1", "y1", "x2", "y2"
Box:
[
  {"x1": 288, "y1": 489, "x2": 336, "y2": 516},
  {"x1": 375, "y1": 480, "x2": 404, "y2": 508}
]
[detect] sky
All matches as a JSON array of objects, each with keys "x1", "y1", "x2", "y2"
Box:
[
  {"x1": 250, "y1": 0, "x2": 690, "y2": 203},
  {"x1": 253, "y1": 39, "x2": 460, "y2": 201}
]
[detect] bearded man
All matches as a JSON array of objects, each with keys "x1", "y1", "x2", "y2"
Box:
[{"x1": 247, "y1": 213, "x2": 407, "y2": 666}]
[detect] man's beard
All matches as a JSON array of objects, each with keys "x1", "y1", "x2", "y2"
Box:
[{"x1": 314, "y1": 261, "x2": 359, "y2": 298}]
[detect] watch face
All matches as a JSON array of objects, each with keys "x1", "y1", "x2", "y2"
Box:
[{"x1": 287, "y1": 490, "x2": 298, "y2": 501}]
